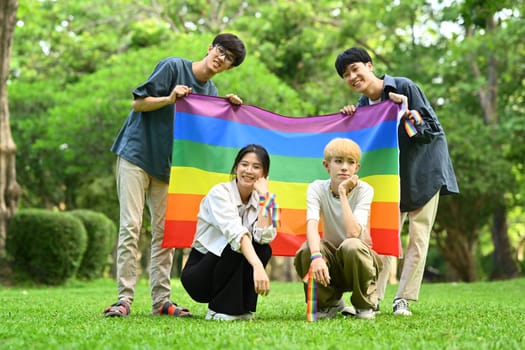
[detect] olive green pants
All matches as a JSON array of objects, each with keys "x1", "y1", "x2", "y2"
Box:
[{"x1": 294, "y1": 238, "x2": 382, "y2": 309}]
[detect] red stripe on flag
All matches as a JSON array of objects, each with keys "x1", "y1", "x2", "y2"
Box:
[
  {"x1": 270, "y1": 232, "x2": 307, "y2": 257},
  {"x1": 162, "y1": 220, "x2": 196, "y2": 248},
  {"x1": 370, "y1": 228, "x2": 401, "y2": 257}
]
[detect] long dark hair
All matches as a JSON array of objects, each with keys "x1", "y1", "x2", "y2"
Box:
[{"x1": 230, "y1": 144, "x2": 270, "y2": 178}]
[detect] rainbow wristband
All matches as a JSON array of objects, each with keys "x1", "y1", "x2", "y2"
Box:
[
  {"x1": 258, "y1": 192, "x2": 280, "y2": 228},
  {"x1": 404, "y1": 109, "x2": 423, "y2": 137},
  {"x1": 310, "y1": 252, "x2": 323, "y2": 261}
]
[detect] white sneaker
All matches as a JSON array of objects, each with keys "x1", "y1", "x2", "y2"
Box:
[
  {"x1": 316, "y1": 299, "x2": 345, "y2": 319},
  {"x1": 392, "y1": 298, "x2": 412, "y2": 316},
  {"x1": 342, "y1": 305, "x2": 375, "y2": 320},
  {"x1": 205, "y1": 308, "x2": 253, "y2": 321},
  {"x1": 341, "y1": 305, "x2": 356, "y2": 316},
  {"x1": 355, "y1": 308, "x2": 375, "y2": 320},
  {"x1": 239, "y1": 312, "x2": 254, "y2": 320}
]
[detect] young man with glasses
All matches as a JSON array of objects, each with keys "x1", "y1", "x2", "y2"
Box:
[{"x1": 104, "y1": 33, "x2": 246, "y2": 318}]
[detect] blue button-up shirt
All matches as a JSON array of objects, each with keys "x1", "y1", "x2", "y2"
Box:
[{"x1": 357, "y1": 75, "x2": 459, "y2": 212}]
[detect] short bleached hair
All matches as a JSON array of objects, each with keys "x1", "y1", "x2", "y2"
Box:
[{"x1": 323, "y1": 138, "x2": 361, "y2": 162}]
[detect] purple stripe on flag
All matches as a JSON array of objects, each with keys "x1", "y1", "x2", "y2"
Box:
[{"x1": 175, "y1": 94, "x2": 400, "y2": 133}]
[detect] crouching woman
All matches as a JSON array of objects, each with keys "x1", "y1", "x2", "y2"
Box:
[{"x1": 181, "y1": 144, "x2": 277, "y2": 321}]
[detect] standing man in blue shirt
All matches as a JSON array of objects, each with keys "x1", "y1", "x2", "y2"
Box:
[
  {"x1": 104, "y1": 33, "x2": 246, "y2": 318},
  {"x1": 335, "y1": 47, "x2": 459, "y2": 316}
]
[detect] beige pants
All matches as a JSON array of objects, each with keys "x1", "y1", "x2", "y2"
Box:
[
  {"x1": 115, "y1": 157, "x2": 173, "y2": 310},
  {"x1": 376, "y1": 191, "x2": 440, "y2": 302},
  {"x1": 294, "y1": 238, "x2": 382, "y2": 309}
]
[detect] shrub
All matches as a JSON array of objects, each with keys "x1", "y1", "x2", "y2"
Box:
[
  {"x1": 76, "y1": 176, "x2": 119, "y2": 226},
  {"x1": 6, "y1": 209, "x2": 87, "y2": 285},
  {"x1": 70, "y1": 209, "x2": 116, "y2": 280}
]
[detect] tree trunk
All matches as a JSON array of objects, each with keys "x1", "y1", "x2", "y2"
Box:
[
  {"x1": 0, "y1": 0, "x2": 21, "y2": 257},
  {"x1": 268, "y1": 256, "x2": 297, "y2": 282},
  {"x1": 469, "y1": 13, "x2": 518, "y2": 281},
  {"x1": 434, "y1": 197, "x2": 479, "y2": 282},
  {"x1": 436, "y1": 227, "x2": 478, "y2": 282},
  {"x1": 490, "y1": 205, "x2": 519, "y2": 279}
]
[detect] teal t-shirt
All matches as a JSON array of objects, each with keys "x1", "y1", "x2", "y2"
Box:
[{"x1": 111, "y1": 57, "x2": 218, "y2": 183}]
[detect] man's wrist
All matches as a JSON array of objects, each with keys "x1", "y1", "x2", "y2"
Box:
[{"x1": 310, "y1": 251, "x2": 323, "y2": 261}]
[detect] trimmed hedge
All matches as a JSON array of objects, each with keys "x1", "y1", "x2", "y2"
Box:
[
  {"x1": 6, "y1": 209, "x2": 87, "y2": 285},
  {"x1": 70, "y1": 209, "x2": 116, "y2": 280}
]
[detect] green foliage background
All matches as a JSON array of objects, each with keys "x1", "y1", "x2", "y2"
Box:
[{"x1": 6, "y1": 0, "x2": 525, "y2": 281}]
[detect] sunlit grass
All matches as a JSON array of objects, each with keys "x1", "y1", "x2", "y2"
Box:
[{"x1": 1, "y1": 278, "x2": 524, "y2": 349}]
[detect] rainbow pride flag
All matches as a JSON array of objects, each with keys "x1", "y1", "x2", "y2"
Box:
[{"x1": 162, "y1": 94, "x2": 401, "y2": 257}]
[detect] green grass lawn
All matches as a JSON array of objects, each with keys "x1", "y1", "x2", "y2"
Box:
[{"x1": 1, "y1": 277, "x2": 524, "y2": 350}]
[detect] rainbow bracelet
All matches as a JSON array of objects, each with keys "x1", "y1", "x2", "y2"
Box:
[
  {"x1": 403, "y1": 109, "x2": 423, "y2": 137},
  {"x1": 310, "y1": 252, "x2": 323, "y2": 261},
  {"x1": 258, "y1": 192, "x2": 280, "y2": 228}
]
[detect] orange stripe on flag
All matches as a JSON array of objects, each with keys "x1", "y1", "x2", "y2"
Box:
[
  {"x1": 166, "y1": 193, "x2": 203, "y2": 221},
  {"x1": 370, "y1": 202, "x2": 400, "y2": 230},
  {"x1": 276, "y1": 208, "x2": 307, "y2": 236}
]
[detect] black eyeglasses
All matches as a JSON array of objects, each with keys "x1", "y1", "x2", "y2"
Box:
[{"x1": 214, "y1": 45, "x2": 235, "y2": 65}]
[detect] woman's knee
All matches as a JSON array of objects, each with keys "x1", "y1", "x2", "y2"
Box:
[{"x1": 181, "y1": 269, "x2": 210, "y2": 303}]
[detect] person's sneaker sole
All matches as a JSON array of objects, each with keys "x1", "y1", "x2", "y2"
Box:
[
  {"x1": 355, "y1": 309, "x2": 375, "y2": 320},
  {"x1": 392, "y1": 298, "x2": 412, "y2": 316},
  {"x1": 393, "y1": 309, "x2": 412, "y2": 316},
  {"x1": 341, "y1": 305, "x2": 356, "y2": 317}
]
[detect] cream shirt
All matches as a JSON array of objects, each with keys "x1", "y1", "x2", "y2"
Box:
[{"x1": 306, "y1": 179, "x2": 374, "y2": 247}]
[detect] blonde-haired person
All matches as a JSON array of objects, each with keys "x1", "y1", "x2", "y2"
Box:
[{"x1": 294, "y1": 138, "x2": 382, "y2": 320}]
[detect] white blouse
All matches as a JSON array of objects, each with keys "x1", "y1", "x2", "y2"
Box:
[{"x1": 192, "y1": 179, "x2": 276, "y2": 256}]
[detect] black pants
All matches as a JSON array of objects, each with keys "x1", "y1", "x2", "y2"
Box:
[{"x1": 181, "y1": 242, "x2": 272, "y2": 315}]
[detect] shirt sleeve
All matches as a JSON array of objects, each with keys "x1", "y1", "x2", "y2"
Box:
[
  {"x1": 306, "y1": 182, "x2": 322, "y2": 222},
  {"x1": 199, "y1": 185, "x2": 251, "y2": 252},
  {"x1": 252, "y1": 225, "x2": 277, "y2": 245},
  {"x1": 352, "y1": 182, "x2": 374, "y2": 235},
  {"x1": 132, "y1": 58, "x2": 178, "y2": 99}
]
